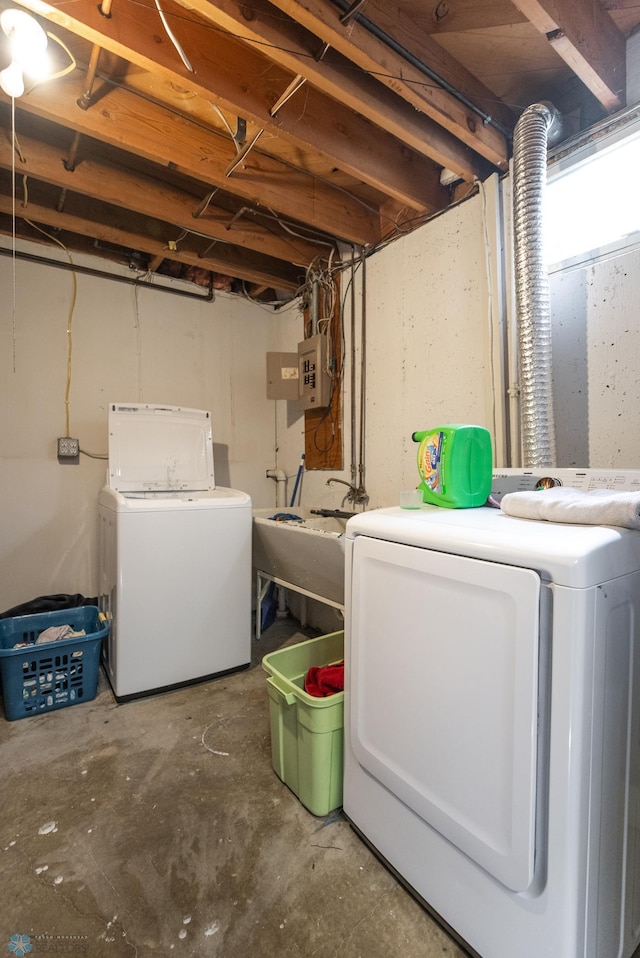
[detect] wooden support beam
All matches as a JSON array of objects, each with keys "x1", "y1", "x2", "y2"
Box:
[
  {"x1": 12, "y1": 0, "x2": 448, "y2": 212},
  {"x1": 171, "y1": 0, "x2": 495, "y2": 181},
  {"x1": 337, "y1": 0, "x2": 518, "y2": 133},
  {"x1": 124, "y1": 68, "x2": 448, "y2": 214},
  {"x1": 147, "y1": 255, "x2": 165, "y2": 272},
  {"x1": 8, "y1": 72, "x2": 381, "y2": 246},
  {"x1": 511, "y1": 0, "x2": 626, "y2": 111},
  {"x1": 266, "y1": 0, "x2": 511, "y2": 170},
  {"x1": 0, "y1": 120, "x2": 325, "y2": 267},
  {"x1": 0, "y1": 182, "x2": 303, "y2": 290}
]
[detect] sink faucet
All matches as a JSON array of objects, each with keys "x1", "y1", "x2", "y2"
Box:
[{"x1": 326, "y1": 477, "x2": 369, "y2": 508}]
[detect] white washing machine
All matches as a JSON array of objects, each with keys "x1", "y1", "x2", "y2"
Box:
[
  {"x1": 98, "y1": 403, "x2": 251, "y2": 701},
  {"x1": 344, "y1": 468, "x2": 640, "y2": 958}
]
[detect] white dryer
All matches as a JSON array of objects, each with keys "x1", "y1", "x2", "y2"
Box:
[
  {"x1": 344, "y1": 468, "x2": 640, "y2": 958},
  {"x1": 98, "y1": 403, "x2": 251, "y2": 701}
]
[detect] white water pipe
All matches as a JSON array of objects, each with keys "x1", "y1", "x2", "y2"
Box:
[
  {"x1": 266, "y1": 468, "x2": 289, "y2": 616},
  {"x1": 266, "y1": 469, "x2": 287, "y2": 509}
]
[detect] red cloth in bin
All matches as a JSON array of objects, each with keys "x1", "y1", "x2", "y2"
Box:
[{"x1": 304, "y1": 661, "x2": 344, "y2": 697}]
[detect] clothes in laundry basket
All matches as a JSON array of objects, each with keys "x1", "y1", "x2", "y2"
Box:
[
  {"x1": 36, "y1": 625, "x2": 86, "y2": 644},
  {"x1": 304, "y1": 660, "x2": 344, "y2": 697},
  {"x1": 0, "y1": 593, "x2": 97, "y2": 619},
  {"x1": 13, "y1": 624, "x2": 86, "y2": 648}
]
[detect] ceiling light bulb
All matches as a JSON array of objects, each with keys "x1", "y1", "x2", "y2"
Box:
[
  {"x1": 21, "y1": 48, "x2": 50, "y2": 81},
  {"x1": 0, "y1": 8, "x2": 48, "y2": 54},
  {"x1": 0, "y1": 9, "x2": 49, "y2": 93},
  {"x1": 0, "y1": 59, "x2": 25, "y2": 98}
]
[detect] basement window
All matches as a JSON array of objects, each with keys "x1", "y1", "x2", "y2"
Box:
[{"x1": 545, "y1": 125, "x2": 640, "y2": 267}]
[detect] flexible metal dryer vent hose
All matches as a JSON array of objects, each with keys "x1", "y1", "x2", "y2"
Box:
[{"x1": 513, "y1": 102, "x2": 561, "y2": 468}]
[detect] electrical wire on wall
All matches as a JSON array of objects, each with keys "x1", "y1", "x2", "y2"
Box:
[
  {"x1": 348, "y1": 247, "x2": 357, "y2": 492},
  {"x1": 477, "y1": 177, "x2": 499, "y2": 458},
  {"x1": 299, "y1": 252, "x2": 344, "y2": 456},
  {"x1": 296, "y1": 244, "x2": 367, "y2": 491},
  {"x1": 331, "y1": 245, "x2": 368, "y2": 506},
  {"x1": 310, "y1": 366, "x2": 340, "y2": 455},
  {"x1": 358, "y1": 247, "x2": 367, "y2": 500},
  {"x1": 21, "y1": 215, "x2": 78, "y2": 440},
  {"x1": 134, "y1": 283, "x2": 144, "y2": 403},
  {"x1": 302, "y1": 253, "x2": 337, "y2": 337}
]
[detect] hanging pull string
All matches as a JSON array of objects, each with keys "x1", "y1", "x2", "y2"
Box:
[{"x1": 11, "y1": 95, "x2": 17, "y2": 373}]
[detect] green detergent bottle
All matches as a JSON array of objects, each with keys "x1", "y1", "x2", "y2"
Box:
[{"x1": 412, "y1": 424, "x2": 493, "y2": 508}]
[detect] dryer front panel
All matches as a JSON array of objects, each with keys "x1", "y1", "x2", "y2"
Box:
[{"x1": 349, "y1": 535, "x2": 543, "y2": 892}]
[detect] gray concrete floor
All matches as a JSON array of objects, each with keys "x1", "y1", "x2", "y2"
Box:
[{"x1": 0, "y1": 614, "x2": 465, "y2": 958}]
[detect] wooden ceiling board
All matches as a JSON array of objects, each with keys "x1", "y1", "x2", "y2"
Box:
[
  {"x1": 0, "y1": 0, "x2": 632, "y2": 296},
  {"x1": 434, "y1": 23, "x2": 574, "y2": 107},
  {"x1": 391, "y1": 0, "x2": 529, "y2": 33}
]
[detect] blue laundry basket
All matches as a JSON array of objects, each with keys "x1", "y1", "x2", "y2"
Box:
[{"x1": 0, "y1": 606, "x2": 108, "y2": 721}]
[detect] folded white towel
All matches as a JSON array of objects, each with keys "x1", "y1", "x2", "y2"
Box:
[{"x1": 500, "y1": 486, "x2": 640, "y2": 530}]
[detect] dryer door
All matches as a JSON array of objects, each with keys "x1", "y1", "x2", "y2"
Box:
[{"x1": 349, "y1": 535, "x2": 542, "y2": 892}]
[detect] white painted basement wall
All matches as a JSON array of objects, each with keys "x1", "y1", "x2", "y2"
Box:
[
  {"x1": 274, "y1": 164, "x2": 640, "y2": 508},
  {"x1": 549, "y1": 244, "x2": 640, "y2": 468},
  {"x1": 3, "y1": 161, "x2": 639, "y2": 611},
  {"x1": 0, "y1": 240, "x2": 281, "y2": 611},
  {"x1": 272, "y1": 191, "x2": 496, "y2": 513}
]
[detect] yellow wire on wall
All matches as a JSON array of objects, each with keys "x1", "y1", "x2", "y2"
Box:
[
  {"x1": 7, "y1": 19, "x2": 78, "y2": 433},
  {"x1": 23, "y1": 212, "x2": 78, "y2": 437}
]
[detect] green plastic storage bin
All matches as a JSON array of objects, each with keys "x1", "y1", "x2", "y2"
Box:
[{"x1": 262, "y1": 631, "x2": 344, "y2": 817}]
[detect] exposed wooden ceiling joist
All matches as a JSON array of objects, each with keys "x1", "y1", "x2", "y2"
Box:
[
  {"x1": 511, "y1": 0, "x2": 626, "y2": 110},
  {"x1": 11, "y1": 71, "x2": 381, "y2": 245},
  {"x1": 0, "y1": 121, "x2": 326, "y2": 267},
  {"x1": 170, "y1": 0, "x2": 495, "y2": 181},
  {"x1": 11, "y1": 0, "x2": 449, "y2": 211},
  {"x1": 0, "y1": 0, "x2": 635, "y2": 298},
  {"x1": 0, "y1": 187, "x2": 303, "y2": 289},
  {"x1": 265, "y1": 0, "x2": 513, "y2": 169}
]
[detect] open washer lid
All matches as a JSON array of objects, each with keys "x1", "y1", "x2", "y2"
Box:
[{"x1": 107, "y1": 403, "x2": 215, "y2": 493}]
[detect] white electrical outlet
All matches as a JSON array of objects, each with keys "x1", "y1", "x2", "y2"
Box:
[{"x1": 57, "y1": 437, "x2": 79, "y2": 459}]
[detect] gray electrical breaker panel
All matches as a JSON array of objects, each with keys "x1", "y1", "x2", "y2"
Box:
[
  {"x1": 298, "y1": 334, "x2": 331, "y2": 410},
  {"x1": 266, "y1": 352, "x2": 300, "y2": 400}
]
